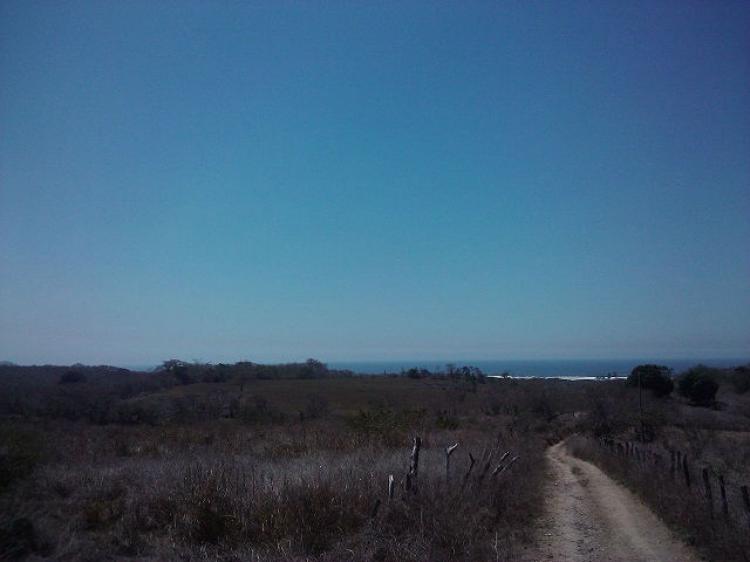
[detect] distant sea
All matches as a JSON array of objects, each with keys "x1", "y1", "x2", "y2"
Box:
[
  {"x1": 327, "y1": 358, "x2": 749, "y2": 378},
  {"x1": 121, "y1": 358, "x2": 748, "y2": 378}
]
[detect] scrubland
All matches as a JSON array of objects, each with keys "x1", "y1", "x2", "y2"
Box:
[{"x1": 0, "y1": 361, "x2": 748, "y2": 561}]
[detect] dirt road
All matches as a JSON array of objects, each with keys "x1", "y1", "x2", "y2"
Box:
[{"x1": 529, "y1": 441, "x2": 702, "y2": 562}]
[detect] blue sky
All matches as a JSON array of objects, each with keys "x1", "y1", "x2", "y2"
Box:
[{"x1": 1, "y1": 1, "x2": 749, "y2": 365}]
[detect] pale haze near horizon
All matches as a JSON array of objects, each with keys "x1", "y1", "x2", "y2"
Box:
[{"x1": 1, "y1": 2, "x2": 749, "y2": 366}]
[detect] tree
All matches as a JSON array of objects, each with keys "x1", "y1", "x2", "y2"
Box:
[
  {"x1": 626, "y1": 364, "x2": 673, "y2": 397},
  {"x1": 159, "y1": 359, "x2": 193, "y2": 385},
  {"x1": 59, "y1": 370, "x2": 86, "y2": 384},
  {"x1": 731, "y1": 365, "x2": 750, "y2": 394},
  {"x1": 300, "y1": 358, "x2": 327, "y2": 379},
  {"x1": 678, "y1": 365, "x2": 719, "y2": 406}
]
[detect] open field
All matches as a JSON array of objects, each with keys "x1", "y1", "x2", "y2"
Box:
[{"x1": 1, "y1": 362, "x2": 749, "y2": 561}]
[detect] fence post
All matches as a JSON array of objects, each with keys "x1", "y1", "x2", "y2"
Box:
[
  {"x1": 702, "y1": 468, "x2": 713, "y2": 516},
  {"x1": 670, "y1": 450, "x2": 676, "y2": 480},
  {"x1": 445, "y1": 443, "x2": 459, "y2": 483},
  {"x1": 410, "y1": 436, "x2": 421, "y2": 477},
  {"x1": 741, "y1": 485, "x2": 750, "y2": 525},
  {"x1": 406, "y1": 436, "x2": 422, "y2": 493},
  {"x1": 492, "y1": 451, "x2": 511, "y2": 476},
  {"x1": 370, "y1": 498, "x2": 381, "y2": 519},
  {"x1": 476, "y1": 447, "x2": 495, "y2": 487},
  {"x1": 388, "y1": 474, "x2": 394, "y2": 500},
  {"x1": 497, "y1": 455, "x2": 519, "y2": 476},
  {"x1": 718, "y1": 474, "x2": 728, "y2": 517},
  {"x1": 683, "y1": 455, "x2": 691, "y2": 489},
  {"x1": 461, "y1": 452, "x2": 476, "y2": 490}
]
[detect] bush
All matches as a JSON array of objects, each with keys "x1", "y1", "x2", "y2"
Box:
[
  {"x1": 303, "y1": 394, "x2": 330, "y2": 419},
  {"x1": 0, "y1": 518, "x2": 38, "y2": 559},
  {"x1": 678, "y1": 365, "x2": 719, "y2": 406},
  {"x1": 345, "y1": 407, "x2": 425, "y2": 445},
  {"x1": 0, "y1": 427, "x2": 44, "y2": 492},
  {"x1": 626, "y1": 364, "x2": 674, "y2": 397},
  {"x1": 59, "y1": 370, "x2": 86, "y2": 384},
  {"x1": 731, "y1": 366, "x2": 750, "y2": 394},
  {"x1": 435, "y1": 412, "x2": 460, "y2": 430}
]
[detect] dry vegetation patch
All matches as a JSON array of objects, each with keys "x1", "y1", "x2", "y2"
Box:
[{"x1": 3, "y1": 363, "x2": 747, "y2": 560}]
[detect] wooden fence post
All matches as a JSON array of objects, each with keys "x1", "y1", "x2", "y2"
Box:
[
  {"x1": 682, "y1": 455, "x2": 691, "y2": 489},
  {"x1": 670, "y1": 450, "x2": 676, "y2": 479},
  {"x1": 370, "y1": 498, "x2": 381, "y2": 519},
  {"x1": 741, "y1": 485, "x2": 750, "y2": 525},
  {"x1": 718, "y1": 474, "x2": 728, "y2": 517},
  {"x1": 445, "y1": 443, "x2": 459, "y2": 483},
  {"x1": 406, "y1": 436, "x2": 422, "y2": 493},
  {"x1": 702, "y1": 468, "x2": 713, "y2": 515},
  {"x1": 410, "y1": 436, "x2": 421, "y2": 478},
  {"x1": 461, "y1": 452, "x2": 476, "y2": 490},
  {"x1": 497, "y1": 455, "x2": 519, "y2": 476},
  {"x1": 476, "y1": 447, "x2": 495, "y2": 487},
  {"x1": 492, "y1": 451, "x2": 512, "y2": 476}
]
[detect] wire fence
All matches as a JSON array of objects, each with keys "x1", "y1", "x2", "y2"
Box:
[{"x1": 598, "y1": 437, "x2": 750, "y2": 527}]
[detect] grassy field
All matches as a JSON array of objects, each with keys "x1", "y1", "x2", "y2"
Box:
[{"x1": 1, "y1": 362, "x2": 748, "y2": 561}]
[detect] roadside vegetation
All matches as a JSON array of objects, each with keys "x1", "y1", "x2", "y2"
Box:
[{"x1": 572, "y1": 363, "x2": 750, "y2": 562}]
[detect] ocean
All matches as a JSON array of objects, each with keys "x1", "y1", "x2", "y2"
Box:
[
  {"x1": 121, "y1": 357, "x2": 748, "y2": 377},
  {"x1": 327, "y1": 358, "x2": 749, "y2": 378}
]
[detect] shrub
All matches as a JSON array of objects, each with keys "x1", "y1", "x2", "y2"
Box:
[
  {"x1": 435, "y1": 412, "x2": 460, "y2": 430},
  {"x1": 0, "y1": 427, "x2": 44, "y2": 492},
  {"x1": 731, "y1": 366, "x2": 750, "y2": 394},
  {"x1": 0, "y1": 518, "x2": 38, "y2": 559},
  {"x1": 303, "y1": 394, "x2": 330, "y2": 419},
  {"x1": 678, "y1": 365, "x2": 719, "y2": 406},
  {"x1": 626, "y1": 364, "x2": 673, "y2": 397},
  {"x1": 300, "y1": 358, "x2": 328, "y2": 379},
  {"x1": 59, "y1": 370, "x2": 86, "y2": 384},
  {"x1": 236, "y1": 395, "x2": 284, "y2": 424},
  {"x1": 346, "y1": 407, "x2": 426, "y2": 445}
]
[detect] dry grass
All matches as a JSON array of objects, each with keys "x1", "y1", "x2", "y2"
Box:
[{"x1": 0, "y1": 416, "x2": 546, "y2": 561}]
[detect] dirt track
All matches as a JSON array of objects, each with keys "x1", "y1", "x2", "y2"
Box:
[{"x1": 528, "y1": 441, "x2": 702, "y2": 562}]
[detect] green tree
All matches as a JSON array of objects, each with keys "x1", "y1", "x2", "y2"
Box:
[
  {"x1": 626, "y1": 364, "x2": 673, "y2": 397},
  {"x1": 731, "y1": 365, "x2": 750, "y2": 394},
  {"x1": 59, "y1": 370, "x2": 87, "y2": 384},
  {"x1": 678, "y1": 365, "x2": 719, "y2": 406}
]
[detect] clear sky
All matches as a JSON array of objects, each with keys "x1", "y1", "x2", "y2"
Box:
[{"x1": 1, "y1": 1, "x2": 749, "y2": 365}]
